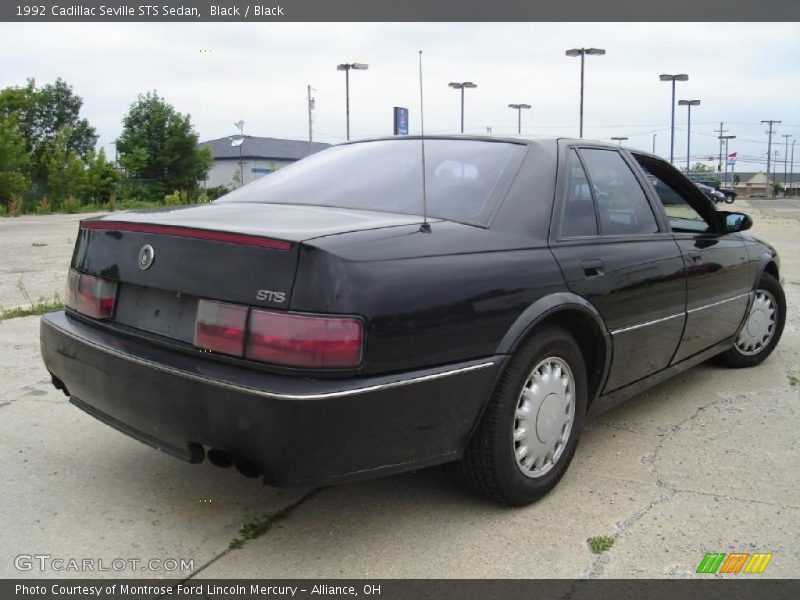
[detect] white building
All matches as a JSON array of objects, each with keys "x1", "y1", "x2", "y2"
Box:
[{"x1": 200, "y1": 136, "x2": 330, "y2": 189}]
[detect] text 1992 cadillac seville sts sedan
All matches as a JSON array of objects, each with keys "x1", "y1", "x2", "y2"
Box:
[{"x1": 40, "y1": 137, "x2": 785, "y2": 505}]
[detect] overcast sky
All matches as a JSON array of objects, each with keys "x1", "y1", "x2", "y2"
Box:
[{"x1": 2, "y1": 22, "x2": 799, "y2": 171}]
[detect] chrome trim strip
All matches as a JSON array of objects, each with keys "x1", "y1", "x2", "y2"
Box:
[
  {"x1": 610, "y1": 293, "x2": 751, "y2": 336},
  {"x1": 46, "y1": 319, "x2": 495, "y2": 401},
  {"x1": 610, "y1": 312, "x2": 684, "y2": 336},
  {"x1": 687, "y1": 292, "x2": 751, "y2": 314}
]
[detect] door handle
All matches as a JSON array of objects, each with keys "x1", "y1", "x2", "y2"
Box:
[
  {"x1": 687, "y1": 250, "x2": 702, "y2": 262},
  {"x1": 581, "y1": 259, "x2": 604, "y2": 278}
]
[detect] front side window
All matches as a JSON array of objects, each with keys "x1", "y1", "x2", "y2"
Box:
[
  {"x1": 216, "y1": 139, "x2": 526, "y2": 226},
  {"x1": 634, "y1": 156, "x2": 711, "y2": 233},
  {"x1": 578, "y1": 149, "x2": 659, "y2": 236}
]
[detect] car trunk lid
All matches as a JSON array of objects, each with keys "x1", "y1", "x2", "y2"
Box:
[{"x1": 72, "y1": 202, "x2": 425, "y2": 342}]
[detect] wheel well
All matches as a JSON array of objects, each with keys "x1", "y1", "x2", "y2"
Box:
[
  {"x1": 763, "y1": 261, "x2": 779, "y2": 282},
  {"x1": 521, "y1": 309, "x2": 607, "y2": 406}
]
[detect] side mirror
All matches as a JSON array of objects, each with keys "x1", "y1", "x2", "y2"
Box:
[{"x1": 720, "y1": 211, "x2": 752, "y2": 233}]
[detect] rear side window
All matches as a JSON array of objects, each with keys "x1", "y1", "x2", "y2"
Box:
[
  {"x1": 561, "y1": 150, "x2": 598, "y2": 237},
  {"x1": 578, "y1": 149, "x2": 659, "y2": 236}
]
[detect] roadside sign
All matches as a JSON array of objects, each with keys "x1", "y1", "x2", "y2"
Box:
[{"x1": 393, "y1": 107, "x2": 409, "y2": 135}]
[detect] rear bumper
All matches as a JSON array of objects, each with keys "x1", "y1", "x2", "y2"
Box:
[{"x1": 40, "y1": 311, "x2": 502, "y2": 486}]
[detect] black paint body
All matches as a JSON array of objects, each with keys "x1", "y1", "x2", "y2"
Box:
[{"x1": 40, "y1": 137, "x2": 781, "y2": 486}]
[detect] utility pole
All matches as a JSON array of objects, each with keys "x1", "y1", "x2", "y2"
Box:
[
  {"x1": 781, "y1": 134, "x2": 792, "y2": 189},
  {"x1": 307, "y1": 85, "x2": 315, "y2": 156},
  {"x1": 791, "y1": 139, "x2": 796, "y2": 198},
  {"x1": 714, "y1": 122, "x2": 728, "y2": 172},
  {"x1": 761, "y1": 120, "x2": 781, "y2": 198},
  {"x1": 652, "y1": 133, "x2": 657, "y2": 154}
]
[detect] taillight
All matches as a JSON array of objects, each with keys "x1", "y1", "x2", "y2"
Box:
[
  {"x1": 194, "y1": 299, "x2": 248, "y2": 356},
  {"x1": 66, "y1": 269, "x2": 117, "y2": 319},
  {"x1": 246, "y1": 309, "x2": 363, "y2": 368},
  {"x1": 65, "y1": 270, "x2": 80, "y2": 310}
]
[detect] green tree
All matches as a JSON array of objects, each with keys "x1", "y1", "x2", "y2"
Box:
[
  {"x1": 81, "y1": 148, "x2": 118, "y2": 204},
  {"x1": 116, "y1": 91, "x2": 211, "y2": 200},
  {"x1": 690, "y1": 162, "x2": 714, "y2": 173},
  {"x1": 0, "y1": 78, "x2": 98, "y2": 183},
  {"x1": 0, "y1": 114, "x2": 30, "y2": 207},
  {"x1": 46, "y1": 126, "x2": 86, "y2": 206}
]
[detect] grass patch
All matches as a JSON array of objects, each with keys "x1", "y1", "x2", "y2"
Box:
[
  {"x1": 228, "y1": 489, "x2": 321, "y2": 551},
  {"x1": 789, "y1": 374, "x2": 800, "y2": 387},
  {"x1": 0, "y1": 279, "x2": 63, "y2": 321},
  {"x1": 587, "y1": 535, "x2": 615, "y2": 554},
  {"x1": 229, "y1": 506, "x2": 292, "y2": 550},
  {"x1": 0, "y1": 294, "x2": 64, "y2": 321}
]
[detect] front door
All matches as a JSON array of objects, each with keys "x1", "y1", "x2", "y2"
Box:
[
  {"x1": 550, "y1": 146, "x2": 687, "y2": 393},
  {"x1": 632, "y1": 154, "x2": 754, "y2": 362}
]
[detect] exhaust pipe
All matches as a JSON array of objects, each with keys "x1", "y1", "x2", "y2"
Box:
[
  {"x1": 206, "y1": 448, "x2": 262, "y2": 478},
  {"x1": 234, "y1": 458, "x2": 261, "y2": 478},
  {"x1": 207, "y1": 448, "x2": 234, "y2": 469}
]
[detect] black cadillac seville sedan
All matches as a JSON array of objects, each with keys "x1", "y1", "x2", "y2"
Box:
[{"x1": 40, "y1": 136, "x2": 785, "y2": 505}]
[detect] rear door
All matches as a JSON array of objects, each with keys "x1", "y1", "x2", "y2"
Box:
[
  {"x1": 549, "y1": 144, "x2": 687, "y2": 393},
  {"x1": 631, "y1": 153, "x2": 754, "y2": 362}
]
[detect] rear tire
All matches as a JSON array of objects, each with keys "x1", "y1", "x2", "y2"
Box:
[
  {"x1": 718, "y1": 272, "x2": 785, "y2": 368},
  {"x1": 459, "y1": 325, "x2": 587, "y2": 506}
]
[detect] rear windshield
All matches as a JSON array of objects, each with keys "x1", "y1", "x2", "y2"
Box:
[{"x1": 215, "y1": 139, "x2": 526, "y2": 225}]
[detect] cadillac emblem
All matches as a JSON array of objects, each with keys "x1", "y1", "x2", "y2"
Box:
[{"x1": 138, "y1": 244, "x2": 155, "y2": 270}]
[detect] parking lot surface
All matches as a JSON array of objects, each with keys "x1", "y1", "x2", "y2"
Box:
[{"x1": 1, "y1": 202, "x2": 798, "y2": 579}]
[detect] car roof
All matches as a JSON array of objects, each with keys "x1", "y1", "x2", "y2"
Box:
[{"x1": 337, "y1": 135, "x2": 633, "y2": 153}]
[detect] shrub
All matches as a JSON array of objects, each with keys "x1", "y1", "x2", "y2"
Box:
[
  {"x1": 115, "y1": 198, "x2": 160, "y2": 211},
  {"x1": 63, "y1": 195, "x2": 79, "y2": 213},
  {"x1": 0, "y1": 204, "x2": 6, "y2": 216},
  {"x1": 8, "y1": 194, "x2": 22, "y2": 216},
  {"x1": 205, "y1": 185, "x2": 229, "y2": 200},
  {"x1": 163, "y1": 190, "x2": 182, "y2": 206},
  {"x1": 196, "y1": 192, "x2": 210, "y2": 204},
  {"x1": 37, "y1": 196, "x2": 51, "y2": 214}
]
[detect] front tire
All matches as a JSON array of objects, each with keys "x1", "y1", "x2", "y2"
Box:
[
  {"x1": 718, "y1": 272, "x2": 785, "y2": 368},
  {"x1": 459, "y1": 325, "x2": 588, "y2": 506}
]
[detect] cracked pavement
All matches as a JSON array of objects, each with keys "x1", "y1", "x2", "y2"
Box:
[{"x1": 0, "y1": 202, "x2": 798, "y2": 579}]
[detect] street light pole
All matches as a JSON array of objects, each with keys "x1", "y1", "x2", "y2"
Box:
[
  {"x1": 307, "y1": 85, "x2": 315, "y2": 156},
  {"x1": 791, "y1": 140, "x2": 796, "y2": 198},
  {"x1": 652, "y1": 133, "x2": 657, "y2": 154},
  {"x1": 773, "y1": 150, "x2": 779, "y2": 195},
  {"x1": 233, "y1": 120, "x2": 245, "y2": 187},
  {"x1": 660, "y1": 74, "x2": 689, "y2": 164},
  {"x1": 678, "y1": 99, "x2": 700, "y2": 173},
  {"x1": 508, "y1": 103, "x2": 531, "y2": 135},
  {"x1": 719, "y1": 134, "x2": 736, "y2": 188},
  {"x1": 448, "y1": 82, "x2": 477, "y2": 133},
  {"x1": 566, "y1": 48, "x2": 605, "y2": 138},
  {"x1": 336, "y1": 62, "x2": 369, "y2": 141}
]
